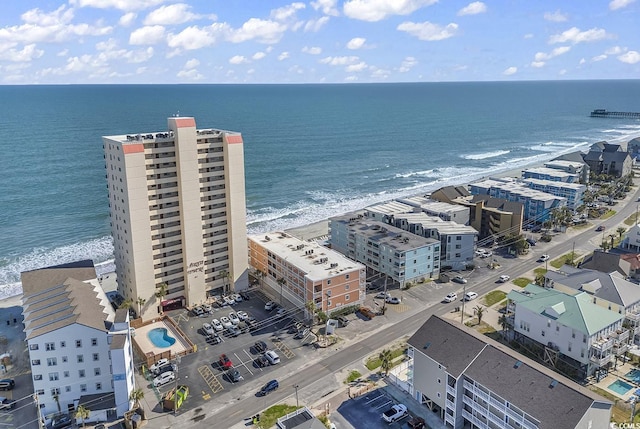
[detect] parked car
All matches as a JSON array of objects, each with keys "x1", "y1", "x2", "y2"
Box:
[
  {"x1": 596, "y1": 225, "x2": 605, "y2": 232},
  {"x1": 227, "y1": 367, "x2": 244, "y2": 382},
  {"x1": 223, "y1": 296, "x2": 236, "y2": 306},
  {"x1": 382, "y1": 404, "x2": 408, "y2": 423},
  {"x1": 154, "y1": 363, "x2": 176, "y2": 376},
  {"x1": 219, "y1": 354, "x2": 233, "y2": 369},
  {"x1": 237, "y1": 310, "x2": 249, "y2": 321},
  {"x1": 452, "y1": 275, "x2": 467, "y2": 284},
  {"x1": 206, "y1": 333, "x2": 222, "y2": 344},
  {"x1": 464, "y1": 291, "x2": 478, "y2": 301},
  {"x1": 153, "y1": 371, "x2": 175, "y2": 387},
  {"x1": 192, "y1": 306, "x2": 204, "y2": 316},
  {"x1": 294, "y1": 328, "x2": 310, "y2": 339},
  {"x1": 226, "y1": 325, "x2": 241, "y2": 337},
  {"x1": 498, "y1": 275, "x2": 510, "y2": 283},
  {"x1": 407, "y1": 416, "x2": 426, "y2": 429},
  {"x1": 0, "y1": 397, "x2": 12, "y2": 410},
  {"x1": 0, "y1": 379, "x2": 14, "y2": 391},
  {"x1": 265, "y1": 301, "x2": 277, "y2": 311},
  {"x1": 265, "y1": 350, "x2": 281, "y2": 365},
  {"x1": 254, "y1": 341, "x2": 268, "y2": 353},
  {"x1": 276, "y1": 308, "x2": 287, "y2": 318},
  {"x1": 386, "y1": 296, "x2": 400, "y2": 304},
  {"x1": 358, "y1": 307, "x2": 376, "y2": 320},
  {"x1": 149, "y1": 358, "x2": 169, "y2": 374},
  {"x1": 375, "y1": 291, "x2": 391, "y2": 300},
  {"x1": 211, "y1": 318, "x2": 224, "y2": 332},
  {"x1": 49, "y1": 414, "x2": 72, "y2": 429},
  {"x1": 526, "y1": 238, "x2": 537, "y2": 246},
  {"x1": 337, "y1": 316, "x2": 350, "y2": 327},
  {"x1": 538, "y1": 254, "x2": 550, "y2": 262},
  {"x1": 201, "y1": 303, "x2": 212, "y2": 313},
  {"x1": 255, "y1": 355, "x2": 269, "y2": 367},
  {"x1": 239, "y1": 291, "x2": 251, "y2": 300},
  {"x1": 258, "y1": 380, "x2": 279, "y2": 396},
  {"x1": 228, "y1": 312, "x2": 240, "y2": 325},
  {"x1": 444, "y1": 292, "x2": 457, "y2": 303},
  {"x1": 202, "y1": 323, "x2": 215, "y2": 336},
  {"x1": 220, "y1": 316, "x2": 232, "y2": 328}
]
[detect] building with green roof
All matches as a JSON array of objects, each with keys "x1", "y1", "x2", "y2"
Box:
[{"x1": 507, "y1": 284, "x2": 625, "y2": 379}]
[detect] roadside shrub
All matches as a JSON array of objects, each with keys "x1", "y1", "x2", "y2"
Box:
[
  {"x1": 345, "y1": 370, "x2": 362, "y2": 384},
  {"x1": 330, "y1": 305, "x2": 359, "y2": 318}
]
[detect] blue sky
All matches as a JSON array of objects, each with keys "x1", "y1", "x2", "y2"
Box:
[{"x1": 0, "y1": 0, "x2": 638, "y2": 84}]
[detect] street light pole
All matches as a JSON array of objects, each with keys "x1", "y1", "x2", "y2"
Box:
[
  {"x1": 294, "y1": 384, "x2": 299, "y2": 408},
  {"x1": 461, "y1": 281, "x2": 467, "y2": 324},
  {"x1": 174, "y1": 355, "x2": 181, "y2": 416}
]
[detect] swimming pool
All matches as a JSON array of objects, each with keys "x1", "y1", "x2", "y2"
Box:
[
  {"x1": 608, "y1": 379, "x2": 634, "y2": 395},
  {"x1": 147, "y1": 327, "x2": 176, "y2": 348},
  {"x1": 627, "y1": 369, "x2": 640, "y2": 384}
]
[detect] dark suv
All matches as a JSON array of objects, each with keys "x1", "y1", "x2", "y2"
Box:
[{"x1": 258, "y1": 380, "x2": 279, "y2": 396}]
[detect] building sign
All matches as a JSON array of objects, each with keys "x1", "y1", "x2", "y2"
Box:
[
  {"x1": 187, "y1": 260, "x2": 204, "y2": 275},
  {"x1": 113, "y1": 374, "x2": 125, "y2": 381}
]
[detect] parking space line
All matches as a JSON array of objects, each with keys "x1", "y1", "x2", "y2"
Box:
[
  {"x1": 375, "y1": 400, "x2": 393, "y2": 410},
  {"x1": 198, "y1": 365, "x2": 224, "y2": 394},
  {"x1": 242, "y1": 349, "x2": 259, "y2": 373},
  {"x1": 270, "y1": 337, "x2": 295, "y2": 359},
  {"x1": 233, "y1": 352, "x2": 254, "y2": 376}
]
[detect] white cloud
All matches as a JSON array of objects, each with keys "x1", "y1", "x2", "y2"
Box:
[
  {"x1": 579, "y1": 58, "x2": 586, "y2": 65},
  {"x1": 167, "y1": 25, "x2": 218, "y2": 50},
  {"x1": 549, "y1": 27, "x2": 612, "y2": 44},
  {"x1": 531, "y1": 61, "x2": 545, "y2": 68},
  {"x1": 398, "y1": 56, "x2": 417, "y2": 72},
  {"x1": 278, "y1": 51, "x2": 290, "y2": 60},
  {"x1": 346, "y1": 37, "x2": 366, "y2": 50},
  {"x1": 119, "y1": 12, "x2": 137, "y2": 27},
  {"x1": 458, "y1": 2, "x2": 487, "y2": 16},
  {"x1": 605, "y1": 46, "x2": 624, "y2": 55},
  {"x1": 534, "y1": 46, "x2": 571, "y2": 61},
  {"x1": 304, "y1": 16, "x2": 330, "y2": 32},
  {"x1": 618, "y1": 51, "x2": 640, "y2": 64},
  {"x1": 177, "y1": 68, "x2": 203, "y2": 80},
  {"x1": 524, "y1": 33, "x2": 533, "y2": 39},
  {"x1": 129, "y1": 25, "x2": 165, "y2": 45},
  {"x1": 610, "y1": 0, "x2": 635, "y2": 10},
  {"x1": 369, "y1": 66, "x2": 390, "y2": 79},
  {"x1": 4, "y1": 44, "x2": 44, "y2": 62},
  {"x1": 270, "y1": 3, "x2": 306, "y2": 21},
  {"x1": 21, "y1": 5, "x2": 74, "y2": 26},
  {"x1": 345, "y1": 75, "x2": 358, "y2": 82},
  {"x1": 302, "y1": 46, "x2": 322, "y2": 55},
  {"x1": 69, "y1": 0, "x2": 167, "y2": 11},
  {"x1": 344, "y1": 0, "x2": 437, "y2": 22},
  {"x1": 184, "y1": 58, "x2": 199, "y2": 69},
  {"x1": 592, "y1": 54, "x2": 607, "y2": 62},
  {"x1": 144, "y1": 3, "x2": 201, "y2": 26},
  {"x1": 320, "y1": 55, "x2": 359, "y2": 65},
  {"x1": 503, "y1": 66, "x2": 517, "y2": 75},
  {"x1": 229, "y1": 55, "x2": 249, "y2": 64},
  {"x1": 397, "y1": 21, "x2": 458, "y2": 41},
  {"x1": 252, "y1": 51, "x2": 267, "y2": 60},
  {"x1": 227, "y1": 18, "x2": 287, "y2": 44},
  {"x1": 543, "y1": 10, "x2": 568, "y2": 22},
  {"x1": 311, "y1": 0, "x2": 340, "y2": 16},
  {"x1": 346, "y1": 61, "x2": 367, "y2": 72},
  {"x1": 57, "y1": 48, "x2": 69, "y2": 56}
]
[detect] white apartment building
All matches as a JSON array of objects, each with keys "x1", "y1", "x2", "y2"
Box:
[
  {"x1": 21, "y1": 260, "x2": 135, "y2": 423},
  {"x1": 103, "y1": 117, "x2": 248, "y2": 319},
  {"x1": 398, "y1": 195, "x2": 471, "y2": 225},
  {"x1": 248, "y1": 232, "x2": 366, "y2": 315},
  {"x1": 406, "y1": 316, "x2": 612, "y2": 429},
  {"x1": 507, "y1": 284, "x2": 625, "y2": 379}
]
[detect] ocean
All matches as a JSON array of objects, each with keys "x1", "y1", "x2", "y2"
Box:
[{"x1": 1, "y1": 80, "x2": 639, "y2": 297}]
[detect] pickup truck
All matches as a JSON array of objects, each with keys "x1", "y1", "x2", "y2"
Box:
[{"x1": 382, "y1": 404, "x2": 408, "y2": 423}]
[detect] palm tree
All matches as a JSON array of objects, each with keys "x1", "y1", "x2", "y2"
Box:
[
  {"x1": 277, "y1": 277, "x2": 287, "y2": 305},
  {"x1": 379, "y1": 348, "x2": 393, "y2": 376},
  {"x1": 256, "y1": 269, "x2": 266, "y2": 288},
  {"x1": 75, "y1": 405, "x2": 90, "y2": 428},
  {"x1": 155, "y1": 282, "x2": 168, "y2": 313},
  {"x1": 305, "y1": 300, "x2": 317, "y2": 326},
  {"x1": 498, "y1": 314, "x2": 509, "y2": 339},
  {"x1": 129, "y1": 387, "x2": 144, "y2": 410},
  {"x1": 617, "y1": 226, "x2": 627, "y2": 239},
  {"x1": 220, "y1": 270, "x2": 232, "y2": 294},
  {"x1": 136, "y1": 297, "x2": 146, "y2": 318},
  {"x1": 53, "y1": 393, "x2": 61, "y2": 413},
  {"x1": 474, "y1": 305, "x2": 485, "y2": 325},
  {"x1": 118, "y1": 298, "x2": 133, "y2": 310},
  {"x1": 609, "y1": 233, "x2": 616, "y2": 250}
]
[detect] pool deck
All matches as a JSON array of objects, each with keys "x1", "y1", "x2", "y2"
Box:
[
  {"x1": 592, "y1": 362, "x2": 640, "y2": 401},
  {"x1": 134, "y1": 319, "x2": 189, "y2": 358}
]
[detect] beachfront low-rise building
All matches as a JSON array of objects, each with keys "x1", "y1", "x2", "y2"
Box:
[
  {"x1": 248, "y1": 232, "x2": 366, "y2": 315},
  {"x1": 397, "y1": 196, "x2": 470, "y2": 225},
  {"x1": 506, "y1": 284, "x2": 625, "y2": 379},
  {"x1": 522, "y1": 166, "x2": 580, "y2": 183},
  {"x1": 521, "y1": 177, "x2": 586, "y2": 210},
  {"x1": 21, "y1": 260, "x2": 135, "y2": 424},
  {"x1": 329, "y1": 216, "x2": 440, "y2": 285},
  {"x1": 102, "y1": 116, "x2": 248, "y2": 319},
  {"x1": 584, "y1": 141, "x2": 633, "y2": 178},
  {"x1": 547, "y1": 153, "x2": 590, "y2": 183},
  {"x1": 405, "y1": 315, "x2": 612, "y2": 429},
  {"x1": 469, "y1": 178, "x2": 567, "y2": 224}
]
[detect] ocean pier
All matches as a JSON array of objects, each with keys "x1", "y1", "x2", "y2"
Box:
[{"x1": 590, "y1": 109, "x2": 640, "y2": 118}]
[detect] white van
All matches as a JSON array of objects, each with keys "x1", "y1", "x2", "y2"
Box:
[{"x1": 464, "y1": 292, "x2": 478, "y2": 301}]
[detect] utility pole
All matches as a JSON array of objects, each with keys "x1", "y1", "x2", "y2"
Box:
[
  {"x1": 294, "y1": 384, "x2": 299, "y2": 407},
  {"x1": 174, "y1": 355, "x2": 181, "y2": 416},
  {"x1": 461, "y1": 281, "x2": 467, "y2": 324},
  {"x1": 571, "y1": 242, "x2": 575, "y2": 265}
]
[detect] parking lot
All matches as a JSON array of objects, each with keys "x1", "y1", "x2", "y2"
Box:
[{"x1": 336, "y1": 388, "x2": 419, "y2": 429}]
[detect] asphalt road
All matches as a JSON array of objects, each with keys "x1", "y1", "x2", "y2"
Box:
[{"x1": 193, "y1": 184, "x2": 640, "y2": 429}]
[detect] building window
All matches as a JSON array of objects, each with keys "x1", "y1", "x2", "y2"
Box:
[
  {"x1": 77, "y1": 355, "x2": 84, "y2": 363},
  {"x1": 64, "y1": 371, "x2": 69, "y2": 378},
  {"x1": 556, "y1": 325, "x2": 559, "y2": 332},
  {"x1": 583, "y1": 334, "x2": 587, "y2": 343},
  {"x1": 60, "y1": 341, "x2": 66, "y2": 348},
  {"x1": 47, "y1": 358, "x2": 57, "y2": 366},
  {"x1": 29, "y1": 344, "x2": 38, "y2": 351},
  {"x1": 91, "y1": 338, "x2": 98, "y2": 346},
  {"x1": 36, "y1": 389, "x2": 44, "y2": 396},
  {"x1": 568, "y1": 342, "x2": 572, "y2": 352},
  {"x1": 65, "y1": 386, "x2": 71, "y2": 392},
  {"x1": 345, "y1": 294, "x2": 350, "y2": 301},
  {"x1": 346, "y1": 274, "x2": 350, "y2": 280},
  {"x1": 76, "y1": 340, "x2": 82, "y2": 348},
  {"x1": 80, "y1": 384, "x2": 87, "y2": 392},
  {"x1": 79, "y1": 370, "x2": 85, "y2": 378},
  {"x1": 93, "y1": 353, "x2": 99, "y2": 362},
  {"x1": 541, "y1": 330, "x2": 545, "y2": 337},
  {"x1": 32, "y1": 359, "x2": 41, "y2": 366},
  {"x1": 345, "y1": 284, "x2": 350, "y2": 290},
  {"x1": 45, "y1": 343, "x2": 55, "y2": 351},
  {"x1": 96, "y1": 382, "x2": 102, "y2": 391},
  {"x1": 51, "y1": 388, "x2": 60, "y2": 396},
  {"x1": 62, "y1": 356, "x2": 67, "y2": 363},
  {"x1": 94, "y1": 368, "x2": 101, "y2": 376},
  {"x1": 49, "y1": 373, "x2": 59, "y2": 381},
  {"x1": 33, "y1": 374, "x2": 42, "y2": 381},
  {"x1": 327, "y1": 279, "x2": 331, "y2": 285}
]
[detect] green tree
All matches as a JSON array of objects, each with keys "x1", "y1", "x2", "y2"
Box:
[
  {"x1": 277, "y1": 277, "x2": 287, "y2": 305},
  {"x1": 136, "y1": 297, "x2": 146, "y2": 318},
  {"x1": 379, "y1": 348, "x2": 393, "y2": 376},
  {"x1": 155, "y1": 282, "x2": 168, "y2": 300},
  {"x1": 617, "y1": 226, "x2": 627, "y2": 239},
  {"x1": 118, "y1": 298, "x2": 133, "y2": 310},
  {"x1": 75, "y1": 405, "x2": 90, "y2": 428},
  {"x1": 498, "y1": 314, "x2": 509, "y2": 338},
  {"x1": 129, "y1": 388, "x2": 144, "y2": 410},
  {"x1": 305, "y1": 300, "x2": 317, "y2": 326},
  {"x1": 474, "y1": 305, "x2": 485, "y2": 325},
  {"x1": 220, "y1": 270, "x2": 232, "y2": 294}
]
